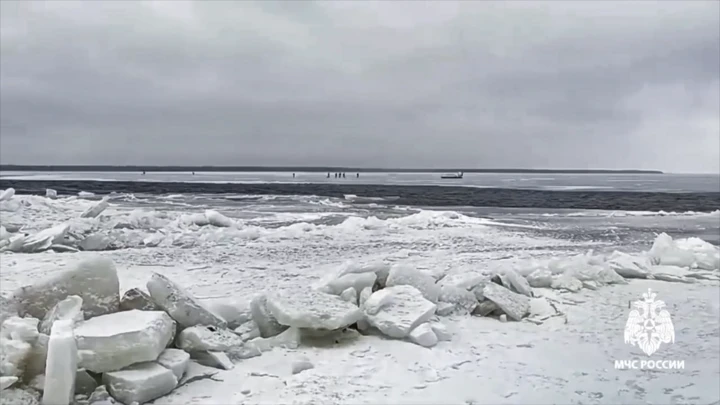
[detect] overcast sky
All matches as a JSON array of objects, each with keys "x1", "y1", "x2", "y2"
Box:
[{"x1": 1, "y1": 1, "x2": 718, "y2": 173}]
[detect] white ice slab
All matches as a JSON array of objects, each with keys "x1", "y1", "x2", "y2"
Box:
[
  {"x1": 42, "y1": 320, "x2": 77, "y2": 405},
  {"x1": 482, "y1": 282, "x2": 530, "y2": 321},
  {"x1": 266, "y1": 288, "x2": 363, "y2": 331},
  {"x1": 175, "y1": 325, "x2": 244, "y2": 352},
  {"x1": 363, "y1": 285, "x2": 437, "y2": 338},
  {"x1": 146, "y1": 273, "x2": 226, "y2": 329},
  {"x1": 74, "y1": 310, "x2": 175, "y2": 373},
  {"x1": 156, "y1": 349, "x2": 190, "y2": 381},
  {"x1": 408, "y1": 323, "x2": 438, "y2": 348},
  {"x1": 13, "y1": 256, "x2": 119, "y2": 320},
  {"x1": 103, "y1": 362, "x2": 178, "y2": 405},
  {"x1": 39, "y1": 296, "x2": 83, "y2": 335},
  {"x1": 385, "y1": 264, "x2": 441, "y2": 303}
]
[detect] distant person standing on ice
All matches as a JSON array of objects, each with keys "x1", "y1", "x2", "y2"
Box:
[
  {"x1": 342, "y1": 172, "x2": 346, "y2": 178},
  {"x1": 356, "y1": 173, "x2": 359, "y2": 178},
  {"x1": 293, "y1": 173, "x2": 295, "y2": 178}
]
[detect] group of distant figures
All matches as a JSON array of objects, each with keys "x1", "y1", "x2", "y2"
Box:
[
  {"x1": 140, "y1": 171, "x2": 359, "y2": 179},
  {"x1": 141, "y1": 171, "x2": 195, "y2": 175},
  {"x1": 291, "y1": 172, "x2": 360, "y2": 179},
  {"x1": 328, "y1": 172, "x2": 358, "y2": 179}
]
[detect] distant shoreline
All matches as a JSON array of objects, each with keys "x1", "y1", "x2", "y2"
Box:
[{"x1": 0, "y1": 165, "x2": 663, "y2": 174}]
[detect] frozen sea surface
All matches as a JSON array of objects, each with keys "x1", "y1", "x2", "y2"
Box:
[
  {"x1": 1, "y1": 182, "x2": 718, "y2": 404},
  {"x1": 2, "y1": 171, "x2": 719, "y2": 193}
]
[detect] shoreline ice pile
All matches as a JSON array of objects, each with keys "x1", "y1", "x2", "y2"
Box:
[
  {"x1": 1, "y1": 241, "x2": 717, "y2": 404},
  {"x1": 1, "y1": 187, "x2": 719, "y2": 256},
  {"x1": 1, "y1": 188, "x2": 719, "y2": 404}
]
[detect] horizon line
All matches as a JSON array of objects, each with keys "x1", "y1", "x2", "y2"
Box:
[{"x1": 0, "y1": 164, "x2": 665, "y2": 174}]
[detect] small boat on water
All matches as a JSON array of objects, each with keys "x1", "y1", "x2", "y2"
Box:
[{"x1": 441, "y1": 171, "x2": 464, "y2": 179}]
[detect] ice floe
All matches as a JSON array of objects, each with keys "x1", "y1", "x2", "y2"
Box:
[{"x1": 13, "y1": 257, "x2": 119, "y2": 320}]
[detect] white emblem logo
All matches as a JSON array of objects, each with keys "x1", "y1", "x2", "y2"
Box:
[{"x1": 624, "y1": 288, "x2": 675, "y2": 356}]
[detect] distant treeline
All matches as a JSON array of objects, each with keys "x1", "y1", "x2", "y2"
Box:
[{"x1": 0, "y1": 165, "x2": 664, "y2": 174}]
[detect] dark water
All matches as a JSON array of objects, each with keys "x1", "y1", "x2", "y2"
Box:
[{"x1": 2, "y1": 179, "x2": 719, "y2": 212}]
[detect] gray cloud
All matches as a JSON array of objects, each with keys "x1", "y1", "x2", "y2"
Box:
[{"x1": 1, "y1": 0, "x2": 718, "y2": 172}]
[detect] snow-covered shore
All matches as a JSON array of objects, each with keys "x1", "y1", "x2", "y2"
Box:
[{"x1": 1, "y1": 188, "x2": 718, "y2": 405}]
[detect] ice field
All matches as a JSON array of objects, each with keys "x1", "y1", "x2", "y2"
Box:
[
  {"x1": 0, "y1": 185, "x2": 718, "y2": 405},
  {"x1": 2, "y1": 170, "x2": 719, "y2": 193}
]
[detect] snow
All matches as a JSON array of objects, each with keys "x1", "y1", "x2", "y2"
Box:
[
  {"x1": 266, "y1": 289, "x2": 363, "y2": 331},
  {"x1": 291, "y1": 356, "x2": 314, "y2": 374},
  {"x1": 74, "y1": 310, "x2": 175, "y2": 373},
  {"x1": 42, "y1": 320, "x2": 76, "y2": 405},
  {"x1": 0, "y1": 192, "x2": 718, "y2": 404},
  {"x1": 109, "y1": 277, "x2": 716, "y2": 405},
  {"x1": 103, "y1": 362, "x2": 178, "y2": 405}
]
